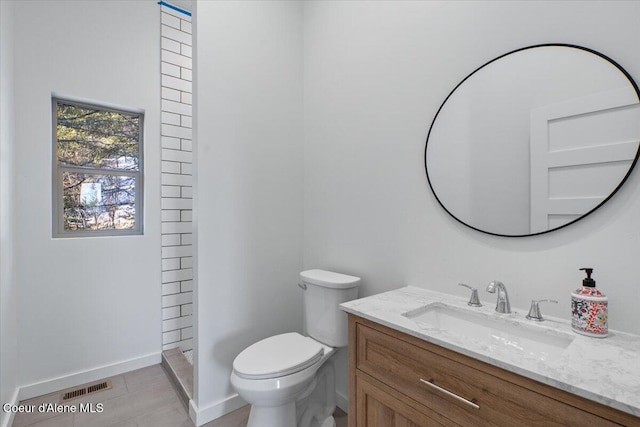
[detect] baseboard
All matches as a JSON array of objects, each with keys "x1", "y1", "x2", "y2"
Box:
[
  {"x1": 18, "y1": 351, "x2": 161, "y2": 401},
  {"x1": 187, "y1": 388, "x2": 347, "y2": 425},
  {"x1": 0, "y1": 387, "x2": 19, "y2": 427},
  {"x1": 189, "y1": 393, "x2": 247, "y2": 426},
  {"x1": 335, "y1": 389, "x2": 348, "y2": 413}
]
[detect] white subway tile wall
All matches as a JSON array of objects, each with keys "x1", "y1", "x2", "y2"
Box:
[{"x1": 161, "y1": 4, "x2": 192, "y2": 352}]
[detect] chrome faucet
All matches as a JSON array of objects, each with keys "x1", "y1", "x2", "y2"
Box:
[{"x1": 486, "y1": 281, "x2": 511, "y2": 314}]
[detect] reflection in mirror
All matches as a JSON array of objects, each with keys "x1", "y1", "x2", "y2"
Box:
[{"x1": 425, "y1": 44, "x2": 640, "y2": 237}]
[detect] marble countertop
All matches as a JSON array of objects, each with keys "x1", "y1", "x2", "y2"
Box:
[{"x1": 340, "y1": 286, "x2": 640, "y2": 417}]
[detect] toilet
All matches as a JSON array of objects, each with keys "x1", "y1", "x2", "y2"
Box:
[{"x1": 230, "y1": 269, "x2": 361, "y2": 427}]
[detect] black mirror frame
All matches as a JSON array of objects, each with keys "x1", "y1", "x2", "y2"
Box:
[{"x1": 424, "y1": 43, "x2": 640, "y2": 237}]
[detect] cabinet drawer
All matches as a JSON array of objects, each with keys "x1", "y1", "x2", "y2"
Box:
[
  {"x1": 356, "y1": 322, "x2": 620, "y2": 427},
  {"x1": 356, "y1": 371, "x2": 461, "y2": 427}
]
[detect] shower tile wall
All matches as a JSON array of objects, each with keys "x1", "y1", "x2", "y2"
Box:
[{"x1": 160, "y1": 4, "x2": 193, "y2": 352}]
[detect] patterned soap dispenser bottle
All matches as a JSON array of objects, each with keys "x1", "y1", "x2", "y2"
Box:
[{"x1": 571, "y1": 268, "x2": 608, "y2": 337}]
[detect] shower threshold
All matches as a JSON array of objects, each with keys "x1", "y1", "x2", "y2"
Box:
[{"x1": 162, "y1": 348, "x2": 193, "y2": 408}]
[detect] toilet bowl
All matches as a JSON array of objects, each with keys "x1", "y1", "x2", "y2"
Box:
[
  {"x1": 230, "y1": 270, "x2": 360, "y2": 427},
  {"x1": 231, "y1": 333, "x2": 335, "y2": 427}
]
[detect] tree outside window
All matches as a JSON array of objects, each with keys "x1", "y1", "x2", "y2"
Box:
[{"x1": 52, "y1": 98, "x2": 144, "y2": 237}]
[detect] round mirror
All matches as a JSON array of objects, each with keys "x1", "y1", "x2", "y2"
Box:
[{"x1": 425, "y1": 44, "x2": 640, "y2": 237}]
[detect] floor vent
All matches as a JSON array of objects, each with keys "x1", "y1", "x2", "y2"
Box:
[{"x1": 59, "y1": 379, "x2": 112, "y2": 402}]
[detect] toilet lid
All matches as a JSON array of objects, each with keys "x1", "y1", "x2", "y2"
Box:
[{"x1": 233, "y1": 333, "x2": 324, "y2": 380}]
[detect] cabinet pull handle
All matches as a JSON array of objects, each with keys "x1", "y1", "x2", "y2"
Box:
[{"x1": 419, "y1": 378, "x2": 480, "y2": 410}]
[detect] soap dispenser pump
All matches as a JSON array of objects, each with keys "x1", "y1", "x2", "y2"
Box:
[{"x1": 571, "y1": 268, "x2": 608, "y2": 337}]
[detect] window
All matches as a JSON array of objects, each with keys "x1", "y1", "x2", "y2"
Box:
[{"x1": 52, "y1": 97, "x2": 144, "y2": 237}]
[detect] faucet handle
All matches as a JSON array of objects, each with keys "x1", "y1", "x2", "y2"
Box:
[
  {"x1": 526, "y1": 299, "x2": 558, "y2": 321},
  {"x1": 458, "y1": 283, "x2": 482, "y2": 307}
]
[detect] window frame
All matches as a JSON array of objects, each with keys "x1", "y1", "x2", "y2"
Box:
[{"x1": 52, "y1": 96, "x2": 144, "y2": 238}]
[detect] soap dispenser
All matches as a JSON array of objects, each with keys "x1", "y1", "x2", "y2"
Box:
[{"x1": 571, "y1": 268, "x2": 608, "y2": 337}]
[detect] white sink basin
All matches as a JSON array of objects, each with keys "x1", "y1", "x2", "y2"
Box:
[{"x1": 402, "y1": 302, "x2": 574, "y2": 362}]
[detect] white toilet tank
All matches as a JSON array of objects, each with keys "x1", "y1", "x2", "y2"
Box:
[{"x1": 300, "y1": 269, "x2": 360, "y2": 347}]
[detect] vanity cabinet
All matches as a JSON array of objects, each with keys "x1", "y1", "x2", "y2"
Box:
[{"x1": 347, "y1": 314, "x2": 640, "y2": 427}]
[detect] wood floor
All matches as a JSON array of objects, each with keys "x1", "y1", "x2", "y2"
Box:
[{"x1": 11, "y1": 364, "x2": 348, "y2": 427}]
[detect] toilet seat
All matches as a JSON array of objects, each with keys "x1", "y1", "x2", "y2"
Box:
[{"x1": 233, "y1": 333, "x2": 324, "y2": 380}]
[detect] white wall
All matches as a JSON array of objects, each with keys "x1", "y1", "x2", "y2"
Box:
[
  {"x1": 0, "y1": 0, "x2": 18, "y2": 425},
  {"x1": 303, "y1": 0, "x2": 640, "y2": 403},
  {"x1": 12, "y1": 0, "x2": 161, "y2": 397},
  {"x1": 193, "y1": 1, "x2": 304, "y2": 424}
]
